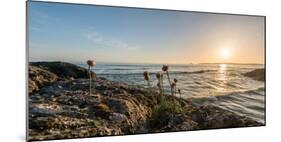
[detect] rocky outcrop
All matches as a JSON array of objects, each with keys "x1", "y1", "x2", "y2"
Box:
[
  {"x1": 28, "y1": 65, "x2": 58, "y2": 94},
  {"x1": 29, "y1": 78, "x2": 152, "y2": 140},
  {"x1": 28, "y1": 62, "x2": 263, "y2": 141},
  {"x1": 244, "y1": 68, "x2": 265, "y2": 81},
  {"x1": 30, "y1": 61, "x2": 96, "y2": 79}
]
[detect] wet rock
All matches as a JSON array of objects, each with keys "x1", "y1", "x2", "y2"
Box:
[{"x1": 244, "y1": 68, "x2": 265, "y2": 81}]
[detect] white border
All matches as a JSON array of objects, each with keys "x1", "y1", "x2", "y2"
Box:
[{"x1": 1, "y1": 0, "x2": 281, "y2": 142}]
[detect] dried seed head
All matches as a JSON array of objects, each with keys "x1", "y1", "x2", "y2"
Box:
[
  {"x1": 87, "y1": 60, "x2": 96, "y2": 67},
  {"x1": 174, "y1": 78, "x2": 178, "y2": 83},
  {"x1": 178, "y1": 89, "x2": 181, "y2": 94},
  {"x1": 143, "y1": 71, "x2": 150, "y2": 80},
  {"x1": 171, "y1": 82, "x2": 176, "y2": 88},
  {"x1": 157, "y1": 82, "x2": 161, "y2": 87},
  {"x1": 156, "y1": 72, "x2": 163, "y2": 79},
  {"x1": 162, "y1": 65, "x2": 168, "y2": 71}
]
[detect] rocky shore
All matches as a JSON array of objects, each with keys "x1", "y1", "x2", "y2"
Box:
[
  {"x1": 28, "y1": 62, "x2": 263, "y2": 141},
  {"x1": 244, "y1": 68, "x2": 265, "y2": 81}
]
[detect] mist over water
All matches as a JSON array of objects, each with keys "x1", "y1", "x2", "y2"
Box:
[{"x1": 79, "y1": 63, "x2": 265, "y2": 123}]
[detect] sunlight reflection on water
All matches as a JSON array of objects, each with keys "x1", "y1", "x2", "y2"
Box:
[
  {"x1": 216, "y1": 64, "x2": 228, "y2": 92},
  {"x1": 79, "y1": 63, "x2": 265, "y2": 123}
]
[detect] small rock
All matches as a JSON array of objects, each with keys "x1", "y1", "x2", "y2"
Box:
[{"x1": 110, "y1": 113, "x2": 128, "y2": 122}]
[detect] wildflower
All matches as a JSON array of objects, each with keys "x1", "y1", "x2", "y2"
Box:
[
  {"x1": 157, "y1": 82, "x2": 161, "y2": 87},
  {"x1": 143, "y1": 71, "x2": 150, "y2": 81},
  {"x1": 162, "y1": 65, "x2": 172, "y2": 95},
  {"x1": 87, "y1": 59, "x2": 96, "y2": 95},
  {"x1": 143, "y1": 71, "x2": 151, "y2": 95},
  {"x1": 178, "y1": 89, "x2": 182, "y2": 98},
  {"x1": 156, "y1": 72, "x2": 163, "y2": 79},
  {"x1": 174, "y1": 78, "x2": 178, "y2": 83},
  {"x1": 156, "y1": 72, "x2": 163, "y2": 95},
  {"x1": 173, "y1": 78, "x2": 178, "y2": 95},
  {"x1": 87, "y1": 60, "x2": 96, "y2": 67},
  {"x1": 171, "y1": 82, "x2": 176, "y2": 88},
  {"x1": 162, "y1": 65, "x2": 168, "y2": 71}
]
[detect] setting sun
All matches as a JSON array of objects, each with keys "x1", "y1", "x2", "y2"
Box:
[{"x1": 220, "y1": 48, "x2": 231, "y2": 59}]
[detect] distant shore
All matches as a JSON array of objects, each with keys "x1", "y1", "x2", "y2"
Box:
[
  {"x1": 28, "y1": 61, "x2": 263, "y2": 141},
  {"x1": 199, "y1": 62, "x2": 264, "y2": 65}
]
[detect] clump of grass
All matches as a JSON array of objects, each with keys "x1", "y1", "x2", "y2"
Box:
[
  {"x1": 142, "y1": 65, "x2": 182, "y2": 103},
  {"x1": 150, "y1": 99, "x2": 185, "y2": 128},
  {"x1": 87, "y1": 60, "x2": 96, "y2": 95}
]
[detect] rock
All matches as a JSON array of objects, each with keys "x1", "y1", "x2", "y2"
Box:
[
  {"x1": 110, "y1": 112, "x2": 128, "y2": 122},
  {"x1": 30, "y1": 61, "x2": 96, "y2": 79},
  {"x1": 190, "y1": 106, "x2": 262, "y2": 129},
  {"x1": 29, "y1": 65, "x2": 58, "y2": 94},
  {"x1": 29, "y1": 79, "x2": 39, "y2": 94},
  {"x1": 105, "y1": 96, "x2": 148, "y2": 124},
  {"x1": 244, "y1": 68, "x2": 265, "y2": 81},
  {"x1": 95, "y1": 84, "x2": 107, "y2": 90}
]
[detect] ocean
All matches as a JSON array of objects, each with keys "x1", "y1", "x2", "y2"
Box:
[{"x1": 78, "y1": 63, "x2": 265, "y2": 123}]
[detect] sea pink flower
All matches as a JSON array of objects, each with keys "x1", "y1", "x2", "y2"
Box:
[
  {"x1": 87, "y1": 60, "x2": 96, "y2": 67},
  {"x1": 143, "y1": 71, "x2": 150, "y2": 81},
  {"x1": 174, "y1": 78, "x2": 178, "y2": 83},
  {"x1": 87, "y1": 59, "x2": 96, "y2": 95},
  {"x1": 171, "y1": 82, "x2": 176, "y2": 88},
  {"x1": 156, "y1": 72, "x2": 163, "y2": 79},
  {"x1": 162, "y1": 65, "x2": 168, "y2": 71}
]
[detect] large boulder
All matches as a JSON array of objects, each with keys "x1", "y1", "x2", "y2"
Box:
[
  {"x1": 105, "y1": 95, "x2": 149, "y2": 125},
  {"x1": 189, "y1": 105, "x2": 262, "y2": 129},
  {"x1": 30, "y1": 61, "x2": 95, "y2": 79},
  {"x1": 29, "y1": 65, "x2": 58, "y2": 94}
]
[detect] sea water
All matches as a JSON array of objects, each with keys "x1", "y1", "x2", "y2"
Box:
[{"x1": 78, "y1": 63, "x2": 265, "y2": 123}]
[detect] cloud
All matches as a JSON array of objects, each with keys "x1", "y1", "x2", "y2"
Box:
[
  {"x1": 29, "y1": 9, "x2": 61, "y2": 33},
  {"x1": 84, "y1": 32, "x2": 103, "y2": 43},
  {"x1": 83, "y1": 29, "x2": 138, "y2": 50}
]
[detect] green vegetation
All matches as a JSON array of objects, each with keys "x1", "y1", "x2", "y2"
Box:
[{"x1": 150, "y1": 98, "x2": 186, "y2": 128}]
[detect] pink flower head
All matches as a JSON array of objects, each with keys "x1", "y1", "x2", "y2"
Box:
[{"x1": 87, "y1": 60, "x2": 96, "y2": 67}]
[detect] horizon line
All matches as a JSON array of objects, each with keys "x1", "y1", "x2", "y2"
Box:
[{"x1": 29, "y1": 60, "x2": 264, "y2": 65}]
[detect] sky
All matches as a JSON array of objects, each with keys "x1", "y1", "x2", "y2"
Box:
[{"x1": 28, "y1": 1, "x2": 265, "y2": 64}]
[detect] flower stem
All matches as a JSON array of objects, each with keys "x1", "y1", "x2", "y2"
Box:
[
  {"x1": 159, "y1": 81, "x2": 162, "y2": 95},
  {"x1": 174, "y1": 85, "x2": 177, "y2": 96},
  {"x1": 147, "y1": 80, "x2": 151, "y2": 95},
  {"x1": 88, "y1": 66, "x2": 92, "y2": 95},
  {"x1": 161, "y1": 77, "x2": 164, "y2": 95},
  {"x1": 166, "y1": 71, "x2": 173, "y2": 96}
]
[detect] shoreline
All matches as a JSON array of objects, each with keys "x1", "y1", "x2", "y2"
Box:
[{"x1": 28, "y1": 61, "x2": 264, "y2": 141}]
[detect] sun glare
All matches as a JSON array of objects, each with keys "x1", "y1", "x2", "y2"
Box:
[{"x1": 220, "y1": 48, "x2": 231, "y2": 59}]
